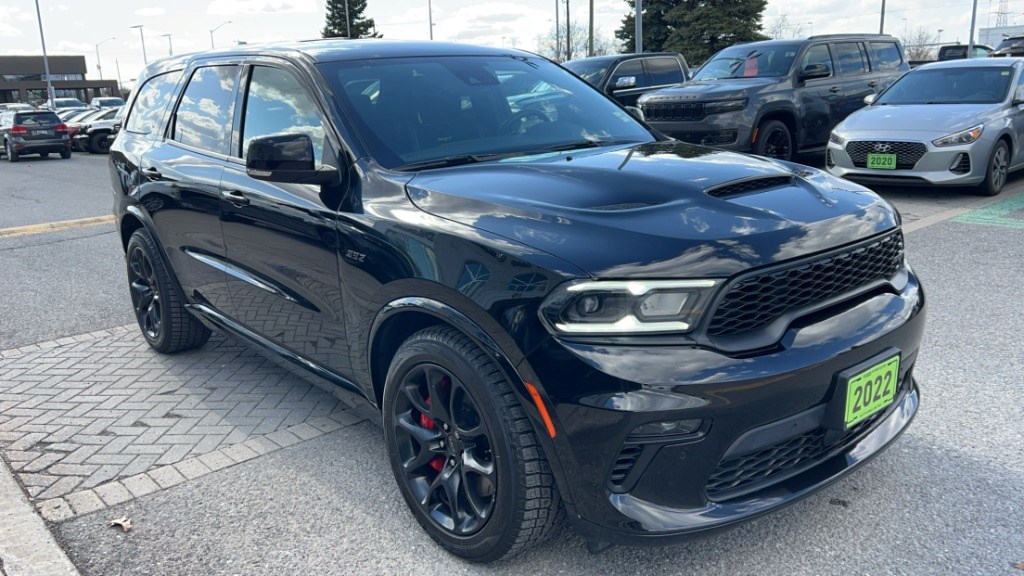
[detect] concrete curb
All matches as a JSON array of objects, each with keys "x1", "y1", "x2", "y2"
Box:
[{"x1": 0, "y1": 457, "x2": 79, "y2": 576}]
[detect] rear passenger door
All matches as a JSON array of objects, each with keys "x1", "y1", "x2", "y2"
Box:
[
  {"x1": 218, "y1": 61, "x2": 354, "y2": 375},
  {"x1": 831, "y1": 42, "x2": 874, "y2": 125},
  {"x1": 866, "y1": 40, "x2": 906, "y2": 92},
  {"x1": 142, "y1": 63, "x2": 240, "y2": 314},
  {"x1": 795, "y1": 43, "x2": 842, "y2": 147}
]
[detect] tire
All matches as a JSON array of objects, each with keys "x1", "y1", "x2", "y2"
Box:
[
  {"x1": 383, "y1": 326, "x2": 563, "y2": 562},
  {"x1": 5, "y1": 140, "x2": 18, "y2": 162},
  {"x1": 39, "y1": 152, "x2": 50, "y2": 158},
  {"x1": 976, "y1": 140, "x2": 1009, "y2": 196},
  {"x1": 753, "y1": 119, "x2": 794, "y2": 161},
  {"x1": 125, "y1": 228, "x2": 211, "y2": 353},
  {"x1": 60, "y1": 149, "x2": 71, "y2": 159},
  {"x1": 89, "y1": 132, "x2": 111, "y2": 154}
]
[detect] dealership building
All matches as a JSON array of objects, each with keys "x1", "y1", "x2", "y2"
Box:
[{"x1": 0, "y1": 55, "x2": 119, "y2": 104}]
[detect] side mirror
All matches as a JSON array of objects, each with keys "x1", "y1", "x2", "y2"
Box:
[
  {"x1": 625, "y1": 106, "x2": 645, "y2": 121},
  {"x1": 245, "y1": 133, "x2": 336, "y2": 185},
  {"x1": 799, "y1": 64, "x2": 830, "y2": 80},
  {"x1": 863, "y1": 93, "x2": 877, "y2": 105},
  {"x1": 614, "y1": 75, "x2": 637, "y2": 90}
]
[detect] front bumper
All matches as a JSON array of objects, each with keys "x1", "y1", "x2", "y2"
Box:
[
  {"x1": 524, "y1": 267, "x2": 925, "y2": 544},
  {"x1": 827, "y1": 137, "x2": 988, "y2": 186},
  {"x1": 644, "y1": 110, "x2": 753, "y2": 150}
]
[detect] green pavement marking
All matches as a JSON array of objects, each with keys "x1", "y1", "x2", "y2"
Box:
[{"x1": 952, "y1": 194, "x2": 1024, "y2": 229}]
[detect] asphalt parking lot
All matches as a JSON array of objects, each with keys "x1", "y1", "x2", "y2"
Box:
[{"x1": 1, "y1": 153, "x2": 1023, "y2": 575}]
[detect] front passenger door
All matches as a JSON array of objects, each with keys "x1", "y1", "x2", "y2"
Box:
[
  {"x1": 219, "y1": 63, "x2": 353, "y2": 376},
  {"x1": 606, "y1": 59, "x2": 649, "y2": 106}
]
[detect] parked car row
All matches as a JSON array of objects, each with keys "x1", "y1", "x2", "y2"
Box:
[
  {"x1": 562, "y1": 34, "x2": 1019, "y2": 195},
  {"x1": 0, "y1": 105, "x2": 121, "y2": 161}
]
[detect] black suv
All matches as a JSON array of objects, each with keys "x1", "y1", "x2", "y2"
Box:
[
  {"x1": 638, "y1": 35, "x2": 909, "y2": 160},
  {"x1": 563, "y1": 52, "x2": 689, "y2": 106},
  {"x1": 0, "y1": 109, "x2": 72, "y2": 161},
  {"x1": 110, "y1": 40, "x2": 924, "y2": 562}
]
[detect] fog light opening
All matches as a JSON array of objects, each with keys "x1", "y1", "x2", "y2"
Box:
[{"x1": 629, "y1": 418, "x2": 704, "y2": 439}]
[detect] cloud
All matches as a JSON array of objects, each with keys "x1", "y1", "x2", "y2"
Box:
[
  {"x1": 135, "y1": 7, "x2": 167, "y2": 17},
  {"x1": 54, "y1": 40, "x2": 92, "y2": 53},
  {"x1": 207, "y1": 0, "x2": 317, "y2": 15}
]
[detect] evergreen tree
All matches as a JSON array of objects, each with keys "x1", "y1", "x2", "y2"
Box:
[
  {"x1": 322, "y1": 0, "x2": 380, "y2": 39},
  {"x1": 615, "y1": 0, "x2": 768, "y2": 63}
]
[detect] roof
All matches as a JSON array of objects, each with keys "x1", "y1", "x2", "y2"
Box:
[
  {"x1": 916, "y1": 57, "x2": 1023, "y2": 70},
  {"x1": 565, "y1": 52, "x2": 681, "y2": 65}
]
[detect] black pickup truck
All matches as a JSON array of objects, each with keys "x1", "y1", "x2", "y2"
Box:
[
  {"x1": 563, "y1": 52, "x2": 690, "y2": 107},
  {"x1": 637, "y1": 34, "x2": 909, "y2": 161}
]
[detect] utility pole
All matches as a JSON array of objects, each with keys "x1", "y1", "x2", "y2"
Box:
[
  {"x1": 161, "y1": 34, "x2": 173, "y2": 56},
  {"x1": 565, "y1": 0, "x2": 571, "y2": 61},
  {"x1": 879, "y1": 0, "x2": 886, "y2": 33},
  {"x1": 345, "y1": 0, "x2": 351, "y2": 38},
  {"x1": 115, "y1": 58, "x2": 123, "y2": 95},
  {"x1": 588, "y1": 0, "x2": 594, "y2": 56},
  {"x1": 635, "y1": 0, "x2": 643, "y2": 53},
  {"x1": 968, "y1": 0, "x2": 979, "y2": 56},
  {"x1": 33, "y1": 0, "x2": 55, "y2": 107},
  {"x1": 555, "y1": 0, "x2": 560, "y2": 60}
]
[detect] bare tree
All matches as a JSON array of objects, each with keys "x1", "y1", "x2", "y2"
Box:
[
  {"x1": 900, "y1": 26, "x2": 940, "y2": 61},
  {"x1": 764, "y1": 12, "x2": 806, "y2": 40},
  {"x1": 536, "y1": 20, "x2": 616, "y2": 62}
]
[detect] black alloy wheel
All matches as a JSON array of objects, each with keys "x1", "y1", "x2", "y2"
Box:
[
  {"x1": 383, "y1": 327, "x2": 562, "y2": 562},
  {"x1": 755, "y1": 119, "x2": 793, "y2": 161},
  {"x1": 89, "y1": 132, "x2": 112, "y2": 154},
  {"x1": 128, "y1": 244, "x2": 162, "y2": 340},
  {"x1": 392, "y1": 362, "x2": 497, "y2": 536}
]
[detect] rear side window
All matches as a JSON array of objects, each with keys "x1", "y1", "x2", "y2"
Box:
[
  {"x1": 835, "y1": 42, "x2": 869, "y2": 75},
  {"x1": 646, "y1": 57, "x2": 685, "y2": 86},
  {"x1": 14, "y1": 112, "x2": 59, "y2": 126},
  {"x1": 241, "y1": 66, "x2": 326, "y2": 162},
  {"x1": 173, "y1": 66, "x2": 238, "y2": 155},
  {"x1": 869, "y1": 42, "x2": 903, "y2": 71},
  {"x1": 126, "y1": 71, "x2": 181, "y2": 135},
  {"x1": 610, "y1": 59, "x2": 646, "y2": 89}
]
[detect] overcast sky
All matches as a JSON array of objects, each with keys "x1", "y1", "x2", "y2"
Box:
[{"x1": 0, "y1": 0, "x2": 1013, "y2": 89}]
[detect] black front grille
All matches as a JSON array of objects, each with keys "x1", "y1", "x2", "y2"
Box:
[
  {"x1": 705, "y1": 409, "x2": 885, "y2": 500},
  {"x1": 642, "y1": 101, "x2": 706, "y2": 121},
  {"x1": 846, "y1": 141, "x2": 926, "y2": 169},
  {"x1": 707, "y1": 232, "x2": 904, "y2": 338},
  {"x1": 950, "y1": 153, "x2": 971, "y2": 174},
  {"x1": 671, "y1": 130, "x2": 738, "y2": 145},
  {"x1": 706, "y1": 176, "x2": 794, "y2": 198}
]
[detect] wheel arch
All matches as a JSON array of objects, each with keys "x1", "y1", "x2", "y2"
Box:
[
  {"x1": 120, "y1": 205, "x2": 190, "y2": 310},
  {"x1": 753, "y1": 106, "x2": 799, "y2": 146}
]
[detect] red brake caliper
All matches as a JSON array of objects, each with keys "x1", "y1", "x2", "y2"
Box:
[{"x1": 421, "y1": 395, "x2": 445, "y2": 472}]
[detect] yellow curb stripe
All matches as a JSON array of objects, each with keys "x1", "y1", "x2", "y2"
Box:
[{"x1": 0, "y1": 215, "x2": 116, "y2": 239}]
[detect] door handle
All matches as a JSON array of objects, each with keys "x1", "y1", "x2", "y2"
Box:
[
  {"x1": 829, "y1": 86, "x2": 841, "y2": 93},
  {"x1": 222, "y1": 189, "x2": 250, "y2": 206}
]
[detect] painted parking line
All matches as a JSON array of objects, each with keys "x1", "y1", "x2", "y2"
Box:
[
  {"x1": 951, "y1": 193, "x2": 1024, "y2": 229},
  {"x1": 901, "y1": 188, "x2": 1024, "y2": 234},
  {"x1": 0, "y1": 215, "x2": 115, "y2": 239}
]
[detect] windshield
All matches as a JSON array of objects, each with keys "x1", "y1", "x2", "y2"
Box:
[
  {"x1": 996, "y1": 37, "x2": 1024, "y2": 51},
  {"x1": 318, "y1": 55, "x2": 654, "y2": 170},
  {"x1": 562, "y1": 59, "x2": 611, "y2": 85},
  {"x1": 876, "y1": 67, "x2": 1013, "y2": 105},
  {"x1": 692, "y1": 43, "x2": 800, "y2": 80},
  {"x1": 54, "y1": 98, "x2": 85, "y2": 108},
  {"x1": 14, "y1": 112, "x2": 60, "y2": 126}
]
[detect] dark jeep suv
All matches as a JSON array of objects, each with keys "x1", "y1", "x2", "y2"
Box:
[
  {"x1": 638, "y1": 34, "x2": 909, "y2": 160},
  {"x1": 110, "y1": 40, "x2": 924, "y2": 562},
  {"x1": 0, "y1": 109, "x2": 72, "y2": 161}
]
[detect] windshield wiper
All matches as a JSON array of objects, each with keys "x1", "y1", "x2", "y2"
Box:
[
  {"x1": 395, "y1": 151, "x2": 525, "y2": 171},
  {"x1": 533, "y1": 139, "x2": 637, "y2": 154}
]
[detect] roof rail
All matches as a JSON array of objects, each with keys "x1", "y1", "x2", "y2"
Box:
[{"x1": 807, "y1": 33, "x2": 897, "y2": 40}]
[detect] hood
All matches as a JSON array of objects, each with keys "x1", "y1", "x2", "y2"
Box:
[
  {"x1": 838, "y1": 103, "x2": 1001, "y2": 135},
  {"x1": 639, "y1": 77, "x2": 780, "y2": 103},
  {"x1": 406, "y1": 142, "x2": 898, "y2": 279}
]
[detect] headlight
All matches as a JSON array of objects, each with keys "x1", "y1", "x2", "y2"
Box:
[
  {"x1": 829, "y1": 130, "x2": 846, "y2": 145},
  {"x1": 932, "y1": 124, "x2": 983, "y2": 147},
  {"x1": 703, "y1": 99, "x2": 747, "y2": 114},
  {"x1": 539, "y1": 279, "x2": 719, "y2": 335}
]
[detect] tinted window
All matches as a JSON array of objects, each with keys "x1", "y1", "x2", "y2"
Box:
[
  {"x1": 241, "y1": 66, "x2": 326, "y2": 162},
  {"x1": 562, "y1": 59, "x2": 611, "y2": 85},
  {"x1": 693, "y1": 43, "x2": 801, "y2": 80},
  {"x1": 126, "y1": 71, "x2": 181, "y2": 135},
  {"x1": 318, "y1": 56, "x2": 654, "y2": 170},
  {"x1": 610, "y1": 59, "x2": 646, "y2": 88},
  {"x1": 14, "y1": 112, "x2": 59, "y2": 126},
  {"x1": 646, "y1": 57, "x2": 685, "y2": 85},
  {"x1": 877, "y1": 67, "x2": 1013, "y2": 104},
  {"x1": 869, "y1": 42, "x2": 902, "y2": 71},
  {"x1": 173, "y1": 66, "x2": 238, "y2": 154},
  {"x1": 835, "y1": 43, "x2": 869, "y2": 75},
  {"x1": 800, "y1": 44, "x2": 834, "y2": 77}
]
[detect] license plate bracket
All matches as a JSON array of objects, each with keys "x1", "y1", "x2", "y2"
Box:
[
  {"x1": 866, "y1": 153, "x2": 897, "y2": 170},
  {"x1": 823, "y1": 348, "x2": 902, "y2": 431}
]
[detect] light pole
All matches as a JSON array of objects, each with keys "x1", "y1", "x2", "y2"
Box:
[
  {"x1": 33, "y1": 0, "x2": 54, "y2": 107},
  {"x1": 160, "y1": 34, "x2": 173, "y2": 55},
  {"x1": 94, "y1": 36, "x2": 115, "y2": 81},
  {"x1": 967, "y1": 0, "x2": 978, "y2": 56},
  {"x1": 555, "y1": 0, "x2": 560, "y2": 60},
  {"x1": 807, "y1": 21, "x2": 813, "y2": 36},
  {"x1": 635, "y1": 0, "x2": 643, "y2": 53},
  {"x1": 345, "y1": 0, "x2": 351, "y2": 38},
  {"x1": 210, "y1": 20, "x2": 231, "y2": 49},
  {"x1": 428, "y1": 0, "x2": 433, "y2": 40},
  {"x1": 130, "y1": 25, "x2": 147, "y2": 64}
]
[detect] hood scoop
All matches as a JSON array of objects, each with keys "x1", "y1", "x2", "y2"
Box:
[{"x1": 705, "y1": 175, "x2": 794, "y2": 199}]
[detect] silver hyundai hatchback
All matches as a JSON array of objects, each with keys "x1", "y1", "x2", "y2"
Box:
[{"x1": 827, "y1": 58, "x2": 1024, "y2": 195}]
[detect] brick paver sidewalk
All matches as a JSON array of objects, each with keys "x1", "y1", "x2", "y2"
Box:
[{"x1": 0, "y1": 326, "x2": 367, "y2": 521}]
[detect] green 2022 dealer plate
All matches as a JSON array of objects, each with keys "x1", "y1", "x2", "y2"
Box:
[{"x1": 844, "y1": 355, "x2": 900, "y2": 428}]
